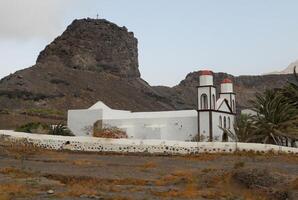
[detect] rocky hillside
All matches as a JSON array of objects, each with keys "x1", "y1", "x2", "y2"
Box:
[
  {"x1": 0, "y1": 18, "x2": 295, "y2": 128},
  {"x1": 158, "y1": 72, "x2": 295, "y2": 111}
]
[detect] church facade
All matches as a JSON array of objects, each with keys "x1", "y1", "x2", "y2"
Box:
[{"x1": 68, "y1": 70, "x2": 236, "y2": 142}]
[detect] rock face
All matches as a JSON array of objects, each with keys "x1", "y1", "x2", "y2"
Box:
[
  {"x1": 37, "y1": 18, "x2": 140, "y2": 78},
  {"x1": 0, "y1": 18, "x2": 176, "y2": 129},
  {"x1": 0, "y1": 18, "x2": 295, "y2": 128}
]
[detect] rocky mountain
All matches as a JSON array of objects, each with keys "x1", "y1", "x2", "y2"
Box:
[
  {"x1": 265, "y1": 60, "x2": 297, "y2": 75},
  {"x1": 0, "y1": 18, "x2": 295, "y2": 128},
  {"x1": 158, "y1": 72, "x2": 295, "y2": 111}
]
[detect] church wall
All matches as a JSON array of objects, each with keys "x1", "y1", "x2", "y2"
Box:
[
  {"x1": 198, "y1": 111, "x2": 210, "y2": 141},
  {"x1": 103, "y1": 115, "x2": 197, "y2": 141},
  {"x1": 67, "y1": 109, "x2": 103, "y2": 136},
  {"x1": 219, "y1": 93, "x2": 236, "y2": 113},
  {"x1": 212, "y1": 112, "x2": 235, "y2": 142},
  {"x1": 68, "y1": 108, "x2": 198, "y2": 141}
]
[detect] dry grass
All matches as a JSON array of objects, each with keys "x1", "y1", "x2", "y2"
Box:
[
  {"x1": 71, "y1": 159, "x2": 97, "y2": 166},
  {"x1": 291, "y1": 178, "x2": 298, "y2": 190},
  {"x1": 201, "y1": 168, "x2": 217, "y2": 174},
  {"x1": 138, "y1": 161, "x2": 157, "y2": 171},
  {"x1": 45, "y1": 174, "x2": 150, "y2": 198},
  {"x1": 46, "y1": 174, "x2": 150, "y2": 186},
  {"x1": 0, "y1": 183, "x2": 35, "y2": 200},
  {"x1": 183, "y1": 153, "x2": 220, "y2": 161},
  {"x1": 155, "y1": 170, "x2": 195, "y2": 186},
  {"x1": 0, "y1": 167, "x2": 33, "y2": 178},
  {"x1": 0, "y1": 139, "x2": 296, "y2": 200},
  {"x1": 151, "y1": 184, "x2": 199, "y2": 198},
  {"x1": 64, "y1": 182, "x2": 99, "y2": 197},
  {"x1": 110, "y1": 178, "x2": 149, "y2": 186},
  {"x1": 233, "y1": 161, "x2": 245, "y2": 169}
]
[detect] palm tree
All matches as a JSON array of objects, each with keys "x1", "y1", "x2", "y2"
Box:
[
  {"x1": 234, "y1": 114, "x2": 256, "y2": 142},
  {"x1": 220, "y1": 114, "x2": 255, "y2": 142},
  {"x1": 249, "y1": 90, "x2": 298, "y2": 146},
  {"x1": 49, "y1": 123, "x2": 74, "y2": 136},
  {"x1": 282, "y1": 66, "x2": 298, "y2": 109}
]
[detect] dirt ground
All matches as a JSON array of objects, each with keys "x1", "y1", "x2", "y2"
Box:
[{"x1": 0, "y1": 142, "x2": 297, "y2": 200}]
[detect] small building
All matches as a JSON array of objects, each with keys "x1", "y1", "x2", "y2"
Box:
[{"x1": 68, "y1": 70, "x2": 236, "y2": 142}]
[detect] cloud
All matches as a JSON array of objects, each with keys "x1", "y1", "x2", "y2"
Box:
[{"x1": 0, "y1": 0, "x2": 70, "y2": 40}]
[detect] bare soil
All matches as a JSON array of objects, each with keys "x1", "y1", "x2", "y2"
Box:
[{"x1": 0, "y1": 141, "x2": 297, "y2": 200}]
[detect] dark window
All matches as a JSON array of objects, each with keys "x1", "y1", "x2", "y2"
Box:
[
  {"x1": 219, "y1": 116, "x2": 222, "y2": 127},
  {"x1": 200, "y1": 94, "x2": 208, "y2": 109},
  {"x1": 212, "y1": 94, "x2": 216, "y2": 109},
  {"x1": 228, "y1": 117, "x2": 231, "y2": 129},
  {"x1": 224, "y1": 117, "x2": 227, "y2": 128}
]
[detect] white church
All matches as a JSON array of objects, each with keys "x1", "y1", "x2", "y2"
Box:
[{"x1": 68, "y1": 70, "x2": 236, "y2": 142}]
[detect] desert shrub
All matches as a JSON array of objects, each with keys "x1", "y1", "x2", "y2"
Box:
[
  {"x1": 93, "y1": 125, "x2": 127, "y2": 139},
  {"x1": 233, "y1": 169, "x2": 282, "y2": 189},
  {"x1": 233, "y1": 161, "x2": 245, "y2": 169},
  {"x1": 0, "y1": 109, "x2": 9, "y2": 114},
  {"x1": 49, "y1": 123, "x2": 74, "y2": 136},
  {"x1": 191, "y1": 134, "x2": 200, "y2": 142},
  {"x1": 15, "y1": 122, "x2": 50, "y2": 134}
]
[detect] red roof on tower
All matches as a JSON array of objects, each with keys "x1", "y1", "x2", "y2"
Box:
[
  {"x1": 221, "y1": 78, "x2": 233, "y2": 83},
  {"x1": 199, "y1": 70, "x2": 213, "y2": 76}
]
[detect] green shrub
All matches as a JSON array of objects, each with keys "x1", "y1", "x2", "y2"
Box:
[
  {"x1": 15, "y1": 122, "x2": 50, "y2": 134},
  {"x1": 15, "y1": 122, "x2": 74, "y2": 136}
]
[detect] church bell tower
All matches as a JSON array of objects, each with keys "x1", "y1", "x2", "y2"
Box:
[
  {"x1": 197, "y1": 70, "x2": 216, "y2": 141},
  {"x1": 197, "y1": 70, "x2": 216, "y2": 110}
]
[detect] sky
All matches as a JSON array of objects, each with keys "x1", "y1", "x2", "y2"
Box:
[{"x1": 0, "y1": 0, "x2": 298, "y2": 86}]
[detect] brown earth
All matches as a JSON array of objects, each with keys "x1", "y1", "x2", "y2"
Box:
[
  {"x1": 0, "y1": 141, "x2": 297, "y2": 200},
  {"x1": 0, "y1": 18, "x2": 295, "y2": 128}
]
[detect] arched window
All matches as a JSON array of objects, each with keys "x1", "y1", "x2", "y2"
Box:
[
  {"x1": 224, "y1": 117, "x2": 227, "y2": 128},
  {"x1": 228, "y1": 117, "x2": 231, "y2": 129},
  {"x1": 200, "y1": 94, "x2": 208, "y2": 109},
  {"x1": 212, "y1": 94, "x2": 216, "y2": 109},
  {"x1": 219, "y1": 116, "x2": 222, "y2": 127}
]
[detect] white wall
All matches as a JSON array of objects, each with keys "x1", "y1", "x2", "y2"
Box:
[
  {"x1": 68, "y1": 108, "x2": 198, "y2": 141},
  {"x1": 198, "y1": 111, "x2": 210, "y2": 141},
  {"x1": 212, "y1": 112, "x2": 235, "y2": 141},
  {"x1": 104, "y1": 115, "x2": 197, "y2": 141},
  {"x1": 1, "y1": 130, "x2": 297, "y2": 155},
  {"x1": 67, "y1": 109, "x2": 103, "y2": 136}
]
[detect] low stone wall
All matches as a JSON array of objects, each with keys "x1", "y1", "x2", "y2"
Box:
[{"x1": 0, "y1": 130, "x2": 297, "y2": 155}]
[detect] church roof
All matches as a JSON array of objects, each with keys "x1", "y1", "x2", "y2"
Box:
[
  {"x1": 221, "y1": 78, "x2": 233, "y2": 83},
  {"x1": 199, "y1": 70, "x2": 213, "y2": 76},
  {"x1": 89, "y1": 101, "x2": 111, "y2": 110},
  {"x1": 216, "y1": 98, "x2": 233, "y2": 113}
]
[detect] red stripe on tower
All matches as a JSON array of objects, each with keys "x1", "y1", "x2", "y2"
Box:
[{"x1": 199, "y1": 70, "x2": 213, "y2": 76}]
